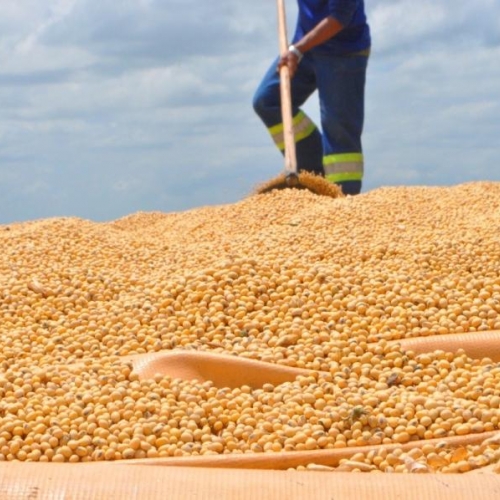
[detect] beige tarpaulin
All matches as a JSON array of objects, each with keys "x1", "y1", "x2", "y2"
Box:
[{"x1": 0, "y1": 462, "x2": 499, "y2": 500}]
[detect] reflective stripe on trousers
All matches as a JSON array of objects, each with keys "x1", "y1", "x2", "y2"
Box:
[
  {"x1": 324, "y1": 153, "x2": 364, "y2": 183},
  {"x1": 267, "y1": 111, "x2": 317, "y2": 151}
]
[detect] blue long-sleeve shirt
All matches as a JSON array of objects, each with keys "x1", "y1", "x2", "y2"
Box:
[{"x1": 292, "y1": 0, "x2": 371, "y2": 55}]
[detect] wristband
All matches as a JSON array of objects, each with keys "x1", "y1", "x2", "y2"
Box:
[{"x1": 288, "y1": 45, "x2": 303, "y2": 62}]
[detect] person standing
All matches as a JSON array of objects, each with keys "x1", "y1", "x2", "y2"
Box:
[{"x1": 253, "y1": 0, "x2": 370, "y2": 195}]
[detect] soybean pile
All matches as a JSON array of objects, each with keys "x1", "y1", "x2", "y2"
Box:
[{"x1": 1, "y1": 182, "x2": 500, "y2": 472}]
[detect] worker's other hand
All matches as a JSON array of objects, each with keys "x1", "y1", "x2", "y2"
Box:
[{"x1": 278, "y1": 51, "x2": 299, "y2": 78}]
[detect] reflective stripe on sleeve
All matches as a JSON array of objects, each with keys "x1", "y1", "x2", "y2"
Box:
[
  {"x1": 268, "y1": 111, "x2": 316, "y2": 151},
  {"x1": 323, "y1": 153, "x2": 364, "y2": 183}
]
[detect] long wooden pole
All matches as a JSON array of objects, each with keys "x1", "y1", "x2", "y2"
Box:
[{"x1": 276, "y1": 0, "x2": 298, "y2": 182}]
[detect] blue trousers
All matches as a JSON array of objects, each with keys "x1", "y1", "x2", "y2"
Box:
[{"x1": 253, "y1": 51, "x2": 368, "y2": 195}]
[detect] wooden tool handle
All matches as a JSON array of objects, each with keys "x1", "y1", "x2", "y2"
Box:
[{"x1": 276, "y1": 0, "x2": 297, "y2": 176}]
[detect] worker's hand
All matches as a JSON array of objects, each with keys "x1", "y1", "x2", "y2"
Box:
[{"x1": 278, "y1": 51, "x2": 300, "y2": 78}]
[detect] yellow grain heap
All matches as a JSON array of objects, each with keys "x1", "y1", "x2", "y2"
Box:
[{"x1": 0, "y1": 182, "x2": 499, "y2": 471}]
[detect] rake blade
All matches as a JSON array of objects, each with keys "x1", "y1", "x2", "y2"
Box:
[{"x1": 254, "y1": 171, "x2": 344, "y2": 199}]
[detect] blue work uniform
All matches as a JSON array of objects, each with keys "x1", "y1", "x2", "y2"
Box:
[{"x1": 253, "y1": 0, "x2": 370, "y2": 195}]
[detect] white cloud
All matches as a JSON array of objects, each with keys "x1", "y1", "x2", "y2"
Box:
[
  {"x1": 16, "y1": 0, "x2": 77, "y2": 51},
  {"x1": 371, "y1": 0, "x2": 447, "y2": 50},
  {"x1": 369, "y1": 0, "x2": 500, "y2": 54}
]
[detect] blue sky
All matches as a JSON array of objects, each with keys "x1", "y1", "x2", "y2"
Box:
[{"x1": 1, "y1": 0, "x2": 499, "y2": 224}]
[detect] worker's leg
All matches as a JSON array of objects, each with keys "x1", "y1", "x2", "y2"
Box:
[
  {"x1": 315, "y1": 52, "x2": 368, "y2": 195},
  {"x1": 253, "y1": 57, "x2": 324, "y2": 176}
]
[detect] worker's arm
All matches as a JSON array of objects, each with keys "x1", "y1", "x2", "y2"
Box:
[
  {"x1": 278, "y1": 16, "x2": 344, "y2": 76},
  {"x1": 294, "y1": 16, "x2": 344, "y2": 53}
]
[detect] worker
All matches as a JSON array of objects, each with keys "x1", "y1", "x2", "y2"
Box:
[{"x1": 253, "y1": 0, "x2": 370, "y2": 195}]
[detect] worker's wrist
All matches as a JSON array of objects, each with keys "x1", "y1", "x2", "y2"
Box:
[{"x1": 288, "y1": 44, "x2": 303, "y2": 62}]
